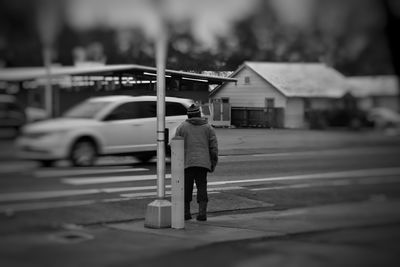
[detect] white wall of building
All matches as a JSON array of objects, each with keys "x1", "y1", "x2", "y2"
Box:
[
  {"x1": 285, "y1": 98, "x2": 305, "y2": 128},
  {"x1": 211, "y1": 67, "x2": 286, "y2": 108}
]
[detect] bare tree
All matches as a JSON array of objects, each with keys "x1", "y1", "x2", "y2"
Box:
[{"x1": 383, "y1": 0, "x2": 400, "y2": 106}]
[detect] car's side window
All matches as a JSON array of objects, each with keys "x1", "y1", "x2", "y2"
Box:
[
  {"x1": 104, "y1": 101, "x2": 159, "y2": 121},
  {"x1": 166, "y1": 102, "x2": 187, "y2": 116},
  {"x1": 140, "y1": 101, "x2": 157, "y2": 118},
  {"x1": 7, "y1": 103, "x2": 19, "y2": 112},
  {"x1": 104, "y1": 102, "x2": 140, "y2": 121},
  {"x1": 105, "y1": 101, "x2": 184, "y2": 121}
]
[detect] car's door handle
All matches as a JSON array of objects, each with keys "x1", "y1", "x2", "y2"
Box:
[{"x1": 132, "y1": 124, "x2": 143, "y2": 126}]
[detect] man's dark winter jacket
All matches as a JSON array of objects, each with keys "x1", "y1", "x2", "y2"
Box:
[{"x1": 175, "y1": 117, "x2": 218, "y2": 172}]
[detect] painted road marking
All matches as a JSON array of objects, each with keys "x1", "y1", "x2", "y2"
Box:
[
  {"x1": 35, "y1": 167, "x2": 149, "y2": 178},
  {"x1": 0, "y1": 184, "x2": 241, "y2": 203},
  {"x1": 250, "y1": 176, "x2": 400, "y2": 191},
  {"x1": 62, "y1": 167, "x2": 400, "y2": 186},
  {"x1": 250, "y1": 147, "x2": 395, "y2": 158},
  {"x1": 62, "y1": 174, "x2": 171, "y2": 185},
  {"x1": 120, "y1": 186, "x2": 243, "y2": 198},
  {"x1": 1, "y1": 167, "x2": 399, "y2": 203},
  {"x1": 1, "y1": 174, "x2": 399, "y2": 213},
  {"x1": 119, "y1": 190, "x2": 221, "y2": 199},
  {"x1": 207, "y1": 167, "x2": 400, "y2": 186},
  {"x1": 1, "y1": 175, "x2": 395, "y2": 213},
  {"x1": 251, "y1": 180, "x2": 352, "y2": 191},
  {"x1": 0, "y1": 186, "x2": 163, "y2": 202}
]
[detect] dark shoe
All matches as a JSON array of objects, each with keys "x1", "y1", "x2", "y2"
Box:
[
  {"x1": 196, "y1": 214, "x2": 206, "y2": 221},
  {"x1": 196, "y1": 201, "x2": 207, "y2": 221},
  {"x1": 185, "y1": 202, "x2": 192, "y2": 221}
]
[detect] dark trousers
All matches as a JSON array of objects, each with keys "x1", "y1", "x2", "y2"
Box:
[{"x1": 184, "y1": 167, "x2": 208, "y2": 203}]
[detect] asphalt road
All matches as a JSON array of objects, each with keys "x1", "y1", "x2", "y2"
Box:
[
  {"x1": 1, "y1": 129, "x2": 400, "y2": 267},
  {"x1": 0, "y1": 130, "x2": 399, "y2": 226}
]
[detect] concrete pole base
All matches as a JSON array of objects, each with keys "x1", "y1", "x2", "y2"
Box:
[{"x1": 144, "y1": 199, "x2": 172, "y2": 228}]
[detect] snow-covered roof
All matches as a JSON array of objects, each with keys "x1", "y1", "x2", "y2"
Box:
[
  {"x1": 244, "y1": 62, "x2": 349, "y2": 98},
  {"x1": 347, "y1": 76, "x2": 399, "y2": 97}
]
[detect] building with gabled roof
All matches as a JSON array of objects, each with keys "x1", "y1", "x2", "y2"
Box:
[
  {"x1": 210, "y1": 61, "x2": 350, "y2": 128},
  {"x1": 347, "y1": 75, "x2": 399, "y2": 112}
]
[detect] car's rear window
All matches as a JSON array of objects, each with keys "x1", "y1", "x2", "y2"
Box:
[{"x1": 63, "y1": 101, "x2": 110, "y2": 119}]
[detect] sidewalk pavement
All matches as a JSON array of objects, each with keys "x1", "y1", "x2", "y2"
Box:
[
  {"x1": 108, "y1": 199, "x2": 400, "y2": 259},
  {"x1": 2, "y1": 199, "x2": 400, "y2": 267}
]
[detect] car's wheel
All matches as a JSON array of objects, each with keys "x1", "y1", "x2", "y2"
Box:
[
  {"x1": 70, "y1": 139, "x2": 97, "y2": 167},
  {"x1": 40, "y1": 160, "x2": 54, "y2": 168},
  {"x1": 135, "y1": 153, "x2": 155, "y2": 163}
]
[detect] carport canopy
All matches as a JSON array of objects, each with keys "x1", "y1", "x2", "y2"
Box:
[{"x1": 0, "y1": 64, "x2": 237, "y2": 85}]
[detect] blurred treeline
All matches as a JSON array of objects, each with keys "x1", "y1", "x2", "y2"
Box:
[{"x1": 0, "y1": 0, "x2": 396, "y2": 75}]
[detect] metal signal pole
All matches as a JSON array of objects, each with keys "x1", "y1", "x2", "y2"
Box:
[{"x1": 144, "y1": 2, "x2": 172, "y2": 228}]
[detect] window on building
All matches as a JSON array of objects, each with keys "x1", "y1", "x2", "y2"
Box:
[
  {"x1": 304, "y1": 99, "x2": 311, "y2": 110},
  {"x1": 222, "y1": 97, "x2": 230, "y2": 103},
  {"x1": 244, "y1": 76, "x2": 250, "y2": 84},
  {"x1": 265, "y1": 98, "x2": 275, "y2": 108},
  {"x1": 201, "y1": 105, "x2": 211, "y2": 115}
]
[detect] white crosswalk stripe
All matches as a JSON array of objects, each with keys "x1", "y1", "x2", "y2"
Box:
[
  {"x1": 60, "y1": 167, "x2": 400, "y2": 187},
  {"x1": 120, "y1": 186, "x2": 243, "y2": 198},
  {"x1": 62, "y1": 174, "x2": 170, "y2": 185},
  {"x1": 0, "y1": 184, "x2": 242, "y2": 202},
  {"x1": 249, "y1": 177, "x2": 400, "y2": 191},
  {"x1": 35, "y1": 167, "x2": 149, "y2": 178},
  {"x1": 1, "y1": 167, "x2": 399, "y2": 213},
  {"x1": 3, "y1": 167, "x2": 399, "y2": 202}
]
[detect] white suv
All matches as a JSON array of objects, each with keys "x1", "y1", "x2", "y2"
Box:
[{"x1": 16, "y1": 95, "x2": 193, "y2": 167}]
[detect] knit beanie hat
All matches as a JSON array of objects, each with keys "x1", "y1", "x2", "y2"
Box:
[{"x1": 187, "y1": 104, "x2": 201, "y2": 117}]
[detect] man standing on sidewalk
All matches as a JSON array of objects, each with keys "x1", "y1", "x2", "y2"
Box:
[{"x1": 175, "y1": 104, "x2": 218, "y2": 221}]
